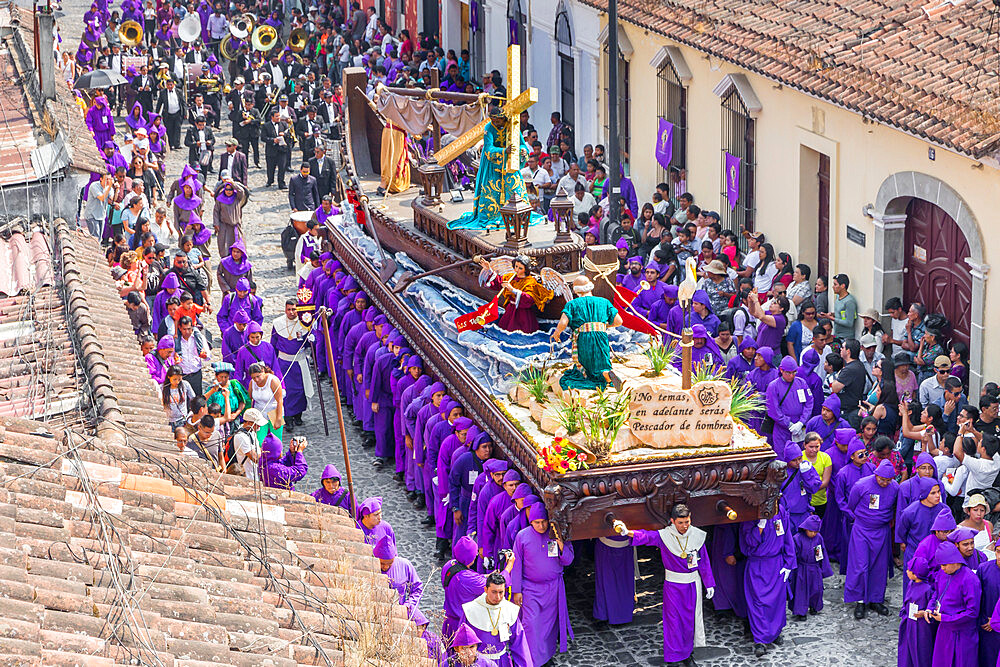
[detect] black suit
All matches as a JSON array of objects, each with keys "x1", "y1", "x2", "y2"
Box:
[
  {"x1": 287, "y1": 173, "x2": 319, "y2": 211},
  {"x1": 260, "y1": 119, "x2": 293, "y2": 187},
  {"x1": 309, "y1": 156, "x2": 334, "y2": 198},
  {"x1": 218, "y1": 150, "x2": 248, "y2": 185},
  {"x1": 231, "y1": 107, "x2": 261, "y2": 166},
  {"x1": 155, "y1": 88, "x2": 186, "y2": 149},
  {"x1": 184, "y1": 126, "x2": 216, "y2": 172},
  {"x1": 131, "y1": 74, "x2": 155, "y2": 113}
]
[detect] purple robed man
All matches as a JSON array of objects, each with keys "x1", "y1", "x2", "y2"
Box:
[
  {"x1": 146, "y1": 337, "x2": 176, "y2": 384},
  {"x1": 374, "y1": 536, "x2": 428, "y2": 627},
  {"x1": 429, "y1": 401, "x2": 463, "y2": 551},
  {"x1": 470, "y1": 460, "x2": 507, "y2": 549},
  {"x1": 664, "y1": 291, "x2": 721, "y2": 337},
  {"x1": 344, "y1": 307, "x2": 376, "y2": 412},
  {"x1": 402, "y1": 377, "x2": 433, "y2": 493},
  {"x1": 797, "y1": 348, "x2": 825, "y2": 418},
  {"x1": 311, "y1": 463, "x2": 351, "y2": 512},
  {"x1": 414, "y1": 382, "x2": 447, "y2": 513},
  {"x1": 449, "y1": 431, "x2": 492, "y2": 543},
  {"x1": 930, "y1": 541, "x2": 981, "y2": 667},
  {"x1": 439, "y1": 417, "x2": 475, "y2": 533},
  {"x1": 357, "y1": 496, "x2": 396, "y2": 548},
  {"x1": 949, "y1": 527, "x2": 988, "y2": 571},
  {"x1": 360, "y1": 323, "x2": 392, "y2": 433},
  {"x1": 723, "y1": 339, "x2": 757, "y2": 383},
  {"x1": 648, "y1": 285, "x2": 679, "y2": 328},
  {"x1": 257, "y1": 434, "x2": 308, "y2": 490},
  {"x1": 779, "y1": 442, "x2": 822, "y2": 531},
  {"x1": 910, "y1": 509, "x2": 956, "y2": 582},
  {"x1": 511, "y1": 504, "x2": 573, "y2": 666},
  {"x1": 442, "y1": 536, "x2": 488, "y2": 640},
  {"x1": 482, "y1": 470, "x2": 521, "y2": 567},
  {"x1": 393, "y1": 355, "x2": 422, "y2": 478},
  {"x1": 445, "y1": 622, "x2": 501, "y2": 667},
  {"x1": 765, "y1": 356, "x2": 813, "y2": 453},
  {"x1": 745, "y1": 347, "x2": 778, "y2": 433},
  {"x1": 895, "y1": 476, "x2": 944, "y2": 598},
  {"x1": 617, "y1": 257, "x2": 643, "y2": 292},
  {"x1": 805, "y1": 394, "x2": 850, "y2": 449},
  {"x1": 978, "y1": 533, "x2": 1000, "y2": 667},
  {"x1": 371, "y1": 334, "x2": 405, "y2": 462},
  {"x1": 593, "y1": 535, "x2": 635, "y2": 625},
  {"x1": 271, "y1": 306, "x2": 314, "y2": 421},
  {"x1": 844, "y1": 460, "x2": 898, "y2": 618},
  {"x1": 819, "y1": 426, "x2": 854, "y2": 563},
  {"x1": 789, "y1": 514, "x2": 833, "y2": 617},
  {"x1": 501, "y1": 493, "x2": 539, "y2": 554},
  {"x1": 86, "y1": 96, "x2": 116, "y2": 148},
  {"x1": 221, "y1": 311, "x2": 250, "y2": 365},
  {"x1": 627, "y1": 504, "x2": 716, "y2": 664},
  {"x1": 707, "y1": 524, "x2": 747, "y2": 618},
  {"x1": 898, "y1": 551, "x2": 936, "y2": 667},
  {"x1": 896, "y1": 453, "x2": 945, "y2": 528},
  {"x1": 461, "y1": 570, "x2": 532, "y2": 667},
  {"x1": 234, "y1": 322, "x2": 283, "y2": 386},
  {"x1": 833, "y1": 436, "x2": 874, "y2": 574},
  {"x1": 217, "y1": 277, "x2": 263, "y2": 332},
  {"x1": 740, "y1": 506, "x2": 795, "y2": 655}
]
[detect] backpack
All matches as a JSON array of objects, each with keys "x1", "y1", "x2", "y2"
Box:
[{"x1": 720, "y1": 305, "x2": 756, "y2": 339}]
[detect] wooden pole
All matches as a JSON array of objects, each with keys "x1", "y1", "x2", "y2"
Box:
[
  {"x1": 681, "y1": 328, "x2": 693, "y2": 390},
  {"x1": 322, "y1": 310, "x2": 356, "y2": 516}
]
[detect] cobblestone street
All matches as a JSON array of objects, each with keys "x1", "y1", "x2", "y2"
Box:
[{"x1": 52, "y1": 0, "x2": 901, "y2": 658}]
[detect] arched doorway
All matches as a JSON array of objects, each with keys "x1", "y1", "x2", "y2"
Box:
[
  {"x1": 904, "y1": 199, "x2": 971, "y2": 347},
  {"x1": 872, "y1": 171, "x2": 987, "y2": 393}
]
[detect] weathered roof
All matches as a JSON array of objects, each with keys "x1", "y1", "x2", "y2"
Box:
[
  {"x1": 0, "y1": 221, "x2": 436, "y2": 666},
  {"x1": 580, "y1": 0, "x2": 1000, "y2": 158},
  {"x1": 0, "y1": 48, "x2": 38, "y2": 186}
]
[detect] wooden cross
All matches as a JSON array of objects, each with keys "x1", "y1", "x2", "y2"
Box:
[{"x1": 432, "y1": 45, "x2": 538, "y2": 167}]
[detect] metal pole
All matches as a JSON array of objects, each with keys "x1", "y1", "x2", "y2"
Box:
[
  {"x1": 321, "y1": 310, "x2": 356, "y2": 516},
  {"x1": 606, "y1": 0, "x2": 620, "y2": 244}
]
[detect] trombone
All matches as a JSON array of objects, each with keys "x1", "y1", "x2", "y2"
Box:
[{"x1": 119, "y1": 20, "x2": 143, "y2": 47}]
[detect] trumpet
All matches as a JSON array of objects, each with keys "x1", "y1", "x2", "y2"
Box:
[
  {"x1": 155, "y1": 68, "x2": 172, "y2": 87},
  {"x1": 119, "y1": 20, "x2": 143, "y2": 47},
  {"x1": 197, "y1": 76, "x2": 221, "y2": 93},
  {"x1": 251, "y1": 25, "x2": 277, "y2": 52}
]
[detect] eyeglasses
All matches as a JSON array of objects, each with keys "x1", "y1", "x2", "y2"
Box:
[{"x1": 936, "y1": 368, "x2": 950, "y2": 373}]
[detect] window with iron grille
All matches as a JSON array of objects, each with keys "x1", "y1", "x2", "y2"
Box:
[
  {"x1": 507, "y1": 0, "x2": 527, "y2": 84},
  {"x1": 555, "y1": 9, "x2": 574, "y2": 127},
  {"x1": 602, "y1": 43, "x2": 630, "y2": 170},
  {"x1": 656, "y1": 57, "x2": 687, "y2": 184},
  {"x1": 720, "y1": 87, "x2": 755, "y2": 248}
]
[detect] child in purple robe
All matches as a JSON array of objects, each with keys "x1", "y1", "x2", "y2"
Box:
[
  {"x1": 833, "y1": 437, "x2": 875, "y2": 574},
  {"x1": 357, "y1": 496, "x2": 396, "y2": 548},
  {"x1": 724, "y1": 339, "x2": 757, "y2": 382},
  {"x1": 311, "y1": 463, "x2": 351, "y2": 512},
  {"x1": 446, "y1": 623, "x2": 500, "y2": 667},
  {"x1": 790, "y1": 514, "x2": 833, "y2": 620},
  {"x1": 805, "y1": 394, "x2": 850, "y2": 449},
  {"x1": 844, "y1": 459, "x2": 899, "y2": 619},
  {"x1": 979, "y1": 533, "x2": 1000, "y2": 666},
  {"x1": 929, "y1": 541, "x2": 981, "y2": 666},
  {"x1": 740, "y1": 506, "x2": 796, "y2": 657},
  {"x1": 780, "y1": 442, "x2": 822, "y2": 531},
  {"x1": 898, "y1": 553, "x2": 937, "y2": 667},
  {"x1": 511, "y1": 504, "x2": 574, "y2": 666}
]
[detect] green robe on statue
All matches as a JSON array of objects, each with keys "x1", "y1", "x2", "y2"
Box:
[
  {"x1": 449, "y1": 119, "x2": 547, "y2": 230},
  {"x1": 559, "y1": 296, "x2": 619, "y2": 390}
]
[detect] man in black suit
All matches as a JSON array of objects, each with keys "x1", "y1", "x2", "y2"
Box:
[
  {"x1": 309, "y1": 143, "x2": 335, "y2": 199},
  {"x1": 218, "y1": 138, "x2": 248, "y2": 186},
  {"x1": 155, "y1": 78, "x2": 186, "y2": 149},
  {"x1": 232, "y1": 95, "x2": 261, "y2": 168},
  {"x1": 184, "y1": 116, "x2": 216, "y2": 173},
  {"x1": 287, "y1": 162, "x2": 320, "y2": 212},
  {"x1": 260, "y1": 108, "x2": 293, "y2": 188},
  {"x1": 131, "y1": 64, "x2": 155, "y2": 114}
]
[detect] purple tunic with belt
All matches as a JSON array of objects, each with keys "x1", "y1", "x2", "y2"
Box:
[
  {"x1": 632, "y1": 526, "x2": 715, "y2": 662},
  {"x1": 270, "y1": 318, "x2": 311, "y2": 417},
  {"x1": 460, "y1": 594, "x2": 532, "y2": 667},
  {"x1": 593, "y1": 535, "x2": 635, "y2": 625},
  {"x1": 740, "y1": 507, "x2": 796, "y2": 644},
  {"x1": 511, "y1": 527, "x2": 574, "y2": 666},
  {"x1": 844, "y1": 474, "x2": 898, "y2": 604}
]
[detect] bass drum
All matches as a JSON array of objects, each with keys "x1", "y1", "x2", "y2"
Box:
[{"x1": 290, "y1": 210, "x2": 313, "y2": 235}]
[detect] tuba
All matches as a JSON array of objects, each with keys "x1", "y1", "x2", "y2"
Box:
[
  {"x1": 178, "y1": 14, "x2": 201, "y2": 43},
  {"x1": 119, "y1": 20, "x2": 143, "y2": 47},
  {"x1": 251, "y1": 24, "x2": 278, "y2": 52},
  {"x1": 219, "y1": 36, "x2": 239, "y2": 61},
  {"x1": 230, "y1": 14, "x2": 253, "y2": 39},
  {"x1": 288, "y1": 28, "x2": 307, "y2": 53}
]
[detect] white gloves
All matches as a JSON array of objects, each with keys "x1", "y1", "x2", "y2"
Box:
[
  {"x1": 789, "y1": 422, "x2": 805, "y2": 441},
  {"x1": 757, "y1": 519, "x2": 767, "y2": 529},
  {"x1": 780, "y1": 568, "x2": 791, "y2": 582},
  {"x1": 705, "y1": 587, "x2": 715, "y2": 600},
  {"x1": 800, "y1": 460, "x2": 813, "y2": 472}
]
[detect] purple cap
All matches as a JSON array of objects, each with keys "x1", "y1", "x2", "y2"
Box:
[
  {"x1": 834, "y1": 426, "x2": 855, "y2": 446},
  {"x1": 528, "y1": 503, "x2": 548, "y2": 522},
  {"x1": 232, "y1": 310, "x2": 251, "y2": 325},
  {"x1": 357, "y1": 496, "x2": 383, "y2": 517},
  {"x1": 782, "y1": 442, "x2": 803, "y2": 463},
  {"x1": 846, "y1": 438, "x2": 866, "y2": 458},
  {"x1": 321, "y1": 463, "x2": 341, "y2": 481},
  {"x1": 452, "y1": 535, "x2": 478, "y2": 566},
  {"x1": 934, "y1": 541, "x2": 964, "y2": 566},
  {"x1": 261, "y1": 433, "x2": 282, "y2": 459},
  {"x1": 453, "y1": 417, "x2": 474, "y2": 432},
  {"x1": 246, "y1": 321, "x2": 263, "y2": 334},
  {"x1": 451, "y1": 623, "x2": 481, "y2": 648},
  {"x1": 483, "y1": 459, "x2": 508, "y2": 474},
  {"x1": 503, "y1": 470, "x2": 521, "y2": 484},
  {"x1": 916, "y1": 476, "x2": 939, "y2": 501},
  {"x1": 512, "y1": 483, "x2": 533, "y2": 500},
  {"x1": 799, "y1": 514, "x2": 822, "y2": 532},
  {"x1": 354, "y1": 291, "x2": 368, "y2": 302},
  {"x1": 931, "y1": 508, "x2": 957, "y2": 532},
  {"x1": 615, "y1": 238, "x2": 629, "y2": 250},
  {"x1": 947, "y1": 527, "x2": 977, "y2": 544},
  {"x1": 405, "y1": 355, "x2": 423, "y2": 369},
  {"x1": 874, "y1": 459, "x2": 895, "y2": 479},
  {"x1": 756, "y1": 347, "x2": 774, "y2": 367},
  {"x1": 373, "y1": 535, "x2": 397, "y2": 560},
  {"x1": 691, "y1": 323, "x2": 708, "y2": 339},
  {"x1": 236, "y1": 277, "x2": 250, "y2": 292},
  {"x1": 824, "y1": 394, "x2": 843, "y2": 415},
  {"x1": 801, "y1": 348, "x2": 820, "y2": 367},
  {"x1": 157, "y1": 336, "x2": 174, "y2": 350},
  {"x1": 779, "y1": 356, "x2": 798, "y2": 373},
  {"x1": 738, "y1": 338, "x2": 757, "y2": 353}
]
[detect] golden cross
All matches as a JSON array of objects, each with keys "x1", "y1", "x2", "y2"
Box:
[{"x1": 432, "y1": 45, "x2": 538, "y2": 167}]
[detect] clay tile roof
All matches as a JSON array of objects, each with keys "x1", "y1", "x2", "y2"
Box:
[
  {"x1": 0, "y1": 220, "x2": 434, "y2": 666},
  {"x1": 0, "y1": 49, "x2": 37, "y2": 187},
  {"x1": 580, "y1": 0, "x2": 1000, "y2": 158}
]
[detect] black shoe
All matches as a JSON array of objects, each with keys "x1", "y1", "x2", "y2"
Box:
[
  {"x1": 278, "y1": 184, "x2": 287, "y2": 190},
  {"x1": 393, "y1": 472, "x2": 404, "y2": 482},
  {"x1": 870, "y1": 602, "x2": 889, "y2": 616},
  {"x1": 607, "y1": 370, "x2": 624, "y2": 392},
  {"x1": 854, "y1": 603, "x2": 866, "y2": 620},
  {"x1": 372, "y1": 458, "x2": 384, "y2": 467},
  {"x1": 420, "y1": 515, "x2": 434, "y2": 526},
  {"x1": 266, "y1": 181, "x2": 273, "y2": 187},
  {"x1": 285, "y1": 422, "x2": 294, "y2": 433},
  {"x1": 793, "y1": 614, "x2": 806, "y2": 622},
  {"x1": 753, "y1": 643, "x2": 766, "y2": 658},
  {"x1": 405, "y1": 490, "x2": 418, "y2": 501},
  {"x1": 808, "y1": 607, "x2": 818, "y2": 616},
  {"x1": 413, "y1": 497, "x2": 426, "y2": 511},
  {"x1": 683, "y1": 657, "x2": 697, "y2": 667},
  {"x1": 772, "y1": 635, "x2": 783, "y2": 646},
  {"x1": 375, "y1": 186, "x2": 386, "y2": 196}
]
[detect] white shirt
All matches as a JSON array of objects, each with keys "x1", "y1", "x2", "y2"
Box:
[
  {"x1": 572, "y1": 191, "x2": 596, "y2": 218},
  {"x1": 556, "y1": 174, "x2": 588, "y2": 195},
  {"x1": 890, "y1": 317, "x2": 908, "y2": 356},
  {"x1": 532, "y1": 168, "x2": 553, "y2": 189},
  {"x1": 752, "y1": 261, "x2": 778, "y2": 294},
  {"x1": 960, "y1": 452, "x2": 1000, "y2": 497},
  {"x1": 270, "y1": 63, "x2": 285, "y2": 89},
  {"x1": 166, "y1": 89, "x2": 180, "y2": 114},
  {"x1": 233, "y1": 429, "x2": 259, "y2": 479},
  {"x1": 177, "y1": 333, "x2": 200, "y2": 374},
  {"x1": 364, "y1": 14, "x2": 378, "y2": 42}
]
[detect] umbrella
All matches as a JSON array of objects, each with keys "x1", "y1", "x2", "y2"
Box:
[{"x1": 73, "y1": 69, "x2": 130, "y2": 90}]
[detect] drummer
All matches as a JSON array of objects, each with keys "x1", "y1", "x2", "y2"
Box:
[{"x1": 294, "y1": 219, "x2": 323, "y2": 284}]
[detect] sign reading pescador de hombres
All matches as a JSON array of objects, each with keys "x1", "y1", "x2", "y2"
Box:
[{"x1": 626, "y1": 380, "x2": 734, "y2": 449}]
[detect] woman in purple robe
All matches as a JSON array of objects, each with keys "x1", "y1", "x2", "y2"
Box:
[
  {"x1": 402, "y1": 376, "x2": 432, "y2": 495},
  {"x1": 147, "y1": 124, "x2": 165, "y2": 156},
  {"x1": 449, "y1": 431, "x2": 492, "y2": 543},
  {"x1": 797, "y1": 348, "x2": 825, "y2": 418},
  {"x1": 978, "y1": 533, "x2": 1000, "y2": 666},
  {"x1": 790, "y1": 514, "x2": 833, "y2": 619},
  {"x1": 745, "y1": 347, "x2": 778, "y2": 433},
  {"x1": 125, "y1": 101, "x2": 147, "y2": 131},
  {"x1": 216, "y1": 239, "x2": 253, "y2": 294},
  {"x1": 258, "y1": 434, "x2": 308, "y2": 490},
  {"x1": 930, "y1": 541, "x2": 981, "y2": 666},
  {"x1": 356, "y1": 496, "x2": 396, "y2": 547},
  {"x1": 898, "y1": 553, "x2": 936, "y2": 667},
  {"x1": 511, "y1": 504, "x2": 574, "y2": 666},
  {"x1": 707, "y1": 524, "x2": 747, "y2": 619},
  {"x1": 441, "y1": 536, "x2": 486, "y2": 641},
  {"x1": 896, "y1": 477, "x2": 943, "y2": 598},
  {"x1": 311, "y1": 463, "x2": 351, "y2": 512},
  {"x1": 86, "y1": 94, "x2": 116, "y2": 149},
  {"x1": 740, "y1": 505, "x2": 796, "y2": 657},
  {"x1": 844, "y1": 459, "x2": 899, "y2": 619},
  {"x1": 805, "y1": 394, "x2": 849, "y2": 449}
]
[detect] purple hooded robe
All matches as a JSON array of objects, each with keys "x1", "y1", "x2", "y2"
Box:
[
  {"x1": 740, "y1": 506, "x2": 796, "y2": 645},
  {"x1": 844, "y1": 464, "x2": 899, "y2": 604},
  {"x1": 789, "y1": 514, "x2": 833, "y2": 616}
]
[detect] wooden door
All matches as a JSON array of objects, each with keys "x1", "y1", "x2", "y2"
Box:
[
  {"x1": 817, "y1": 154, "x2": 830, "y2": 278},
  {"x1": 904, "y1": 199, "x2": 972, "y2": 346}
]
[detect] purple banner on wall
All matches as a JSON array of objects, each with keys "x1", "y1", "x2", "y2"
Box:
[
  {"x1": 509, "y1": 18, "x2": 518, "y2": 45},
  {"x1": 470, "y1": 1, "x2": 479, "y2": 31},
  {"x1": 725, "y1": 151, "x2": 741, "y2": 210},
  {"x1": 655, "y1": 118, "x2": 674, "y2": 171}
]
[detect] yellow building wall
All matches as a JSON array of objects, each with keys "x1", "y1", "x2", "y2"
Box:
[{"x1": 602, "y1": 21, "x2": 998, "y2": 382}]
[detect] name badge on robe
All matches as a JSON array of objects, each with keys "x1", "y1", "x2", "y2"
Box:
[
  {"x1": 814, "y1": 545, "x2": 823, "y2": 562},
  {"x1": 869, "y1": 494, "x2": 880, "y2": 510},
  {"x1": 908, "y1": 603, "x2": 919, "y2": 621},
  {"x1": 774, "y1": 519, "x2": 785, "y2": 536},
  {"x1": 471, "y1": 492, "x2": 477, "y2": 502},
  {"x1": 468, "y1": 470, "x2": 479, "y2": 485},
  {"x1": 797, "y1": 388, "x2": 807, "y2": 403},
  {"x1": 800, "y1": 484, "x2": 807, "y2": 496},
  {"x1": 547, "y1": 540, "x2": 559, "y2": 557},
  {"x1": 686, "y1": 552, "x2": 699, "y2": 569}
]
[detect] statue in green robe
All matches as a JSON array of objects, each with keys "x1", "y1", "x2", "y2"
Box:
[{"x1": 551, "y1": 276, "x2": 625, "y2": 391}]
